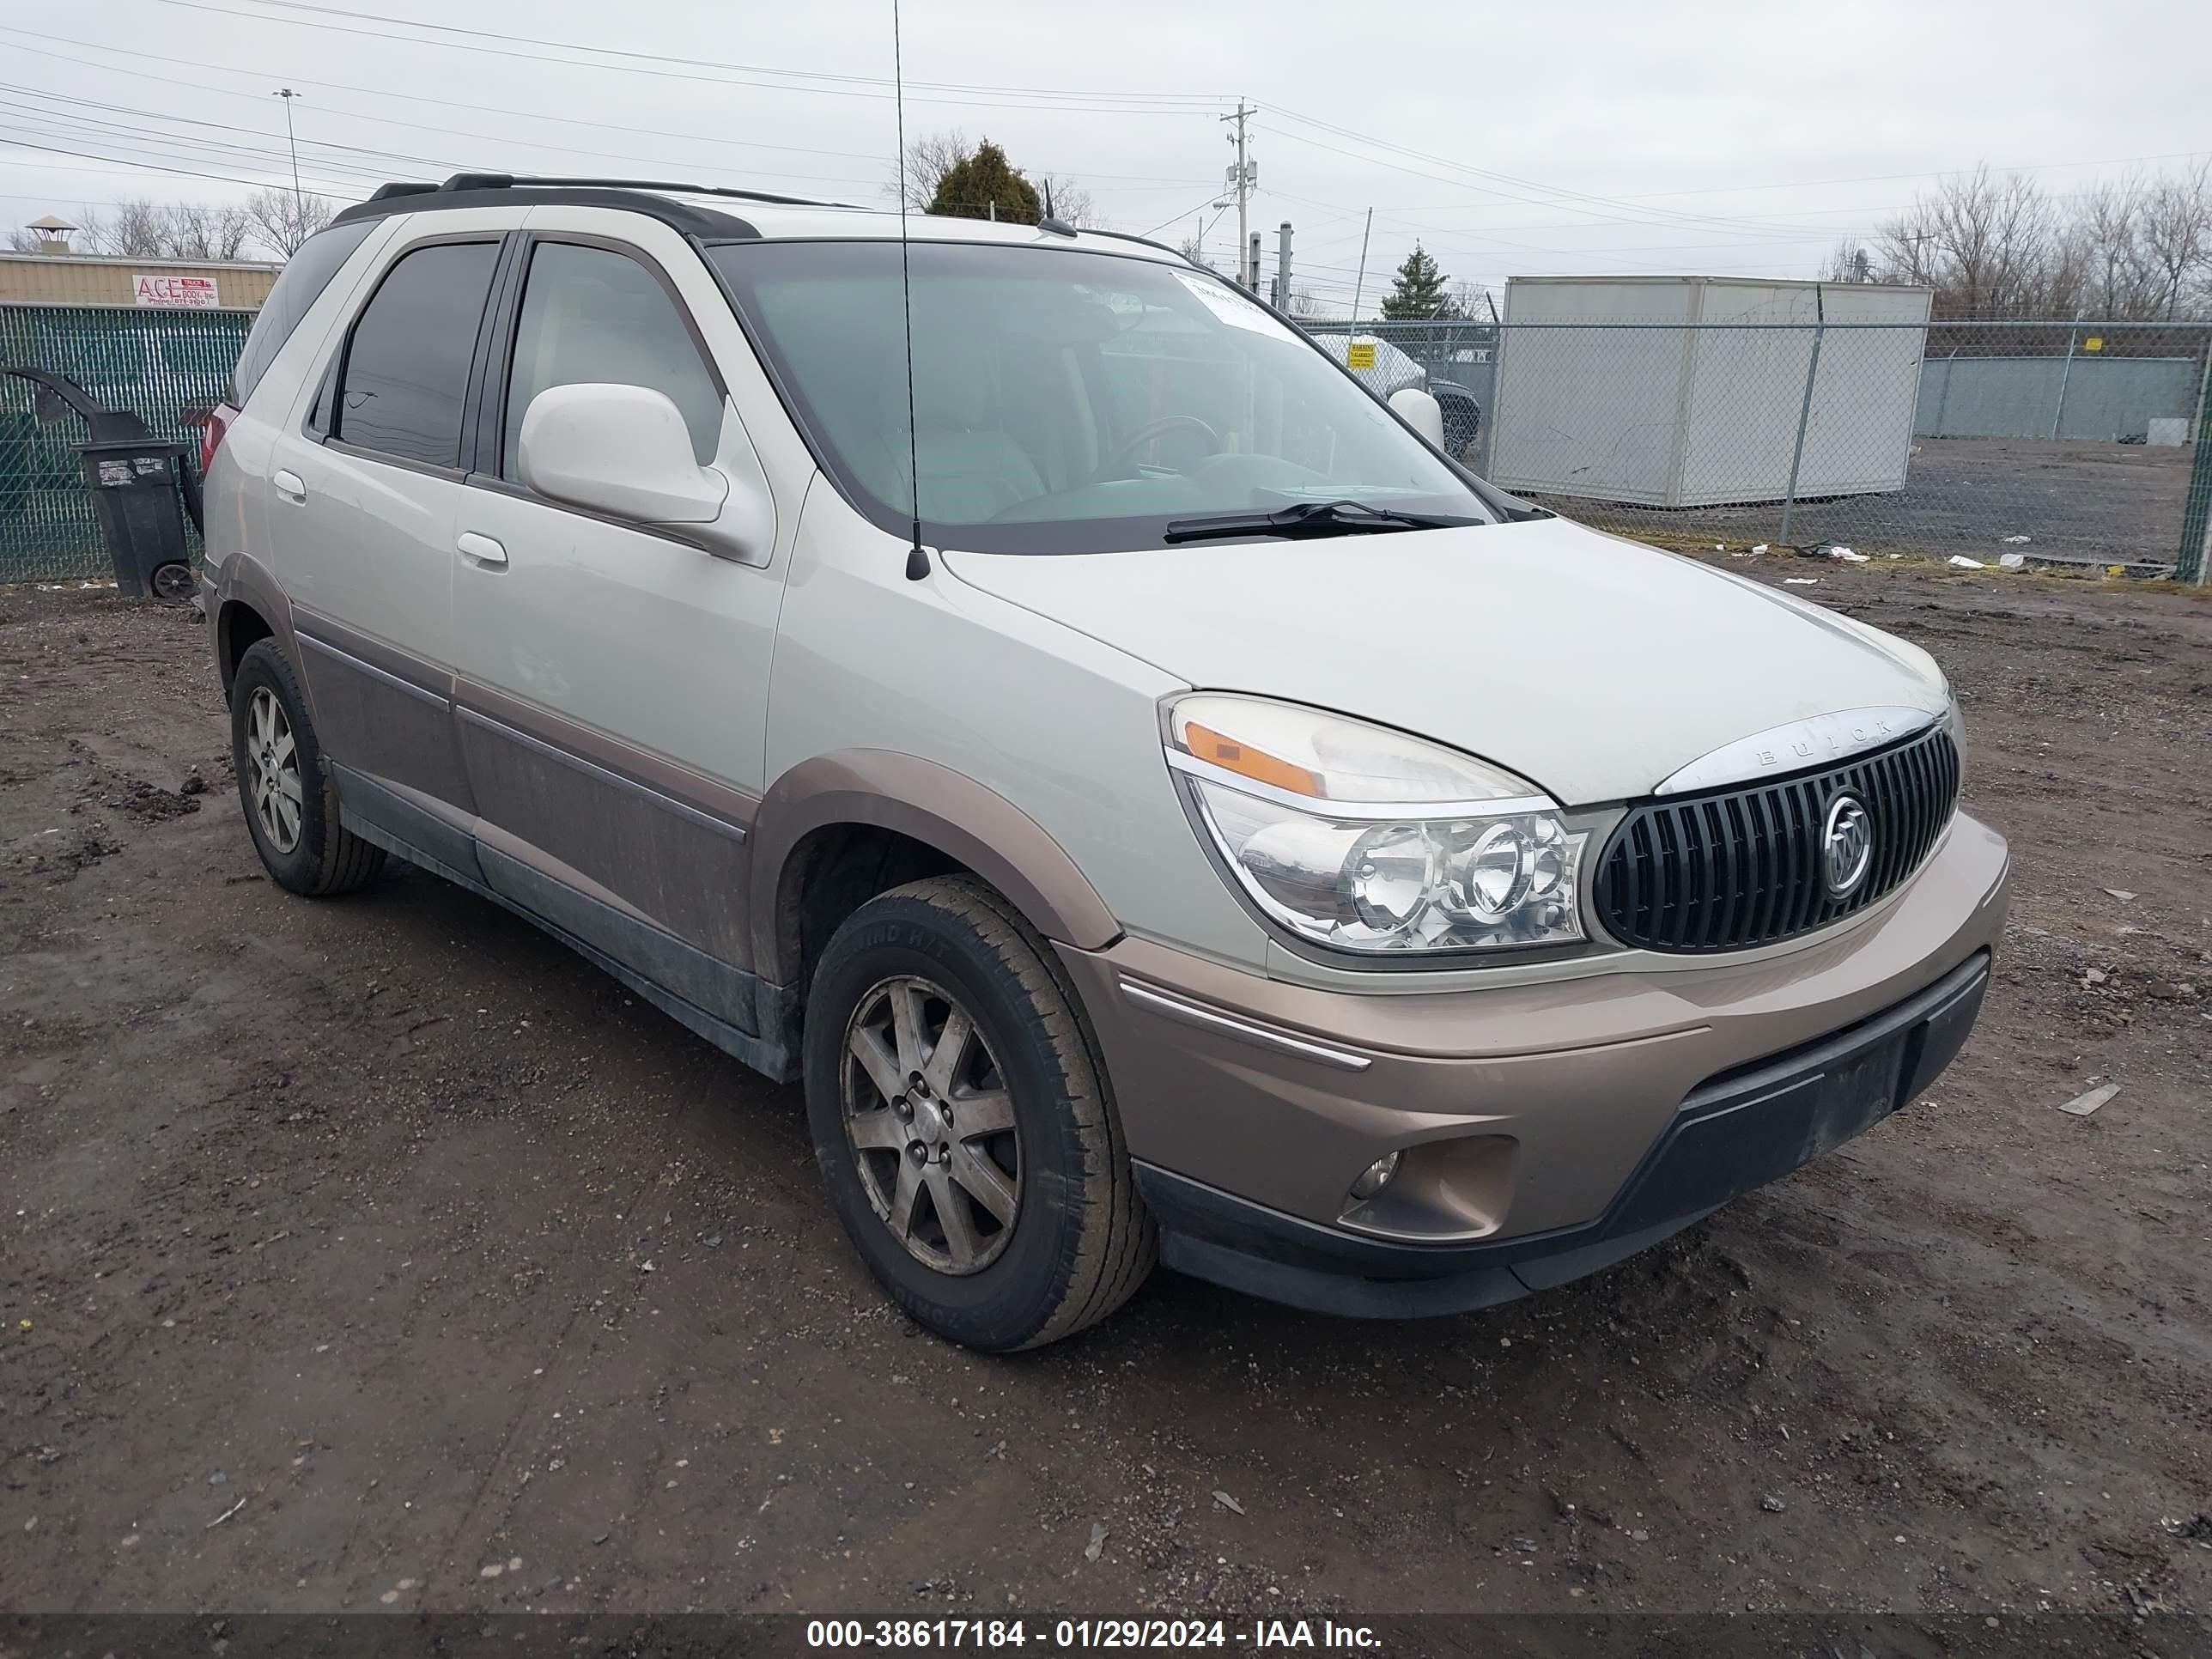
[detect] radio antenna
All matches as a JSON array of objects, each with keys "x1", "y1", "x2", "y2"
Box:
[{"x1": 893, "y1": 0, "x2": 928, "y2": 580}]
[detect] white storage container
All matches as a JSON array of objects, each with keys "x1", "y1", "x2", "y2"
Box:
[{"x1": 1487, "y1": 276, "x2": 1933, "y2": 507}]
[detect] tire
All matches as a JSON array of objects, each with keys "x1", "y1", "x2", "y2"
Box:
[
  {"x1": 804, "y1": 876, "x2": 1155, "y2": 1351},
  {"x1": 229, "y1": 639, "x2": 386, "y2": 897}
]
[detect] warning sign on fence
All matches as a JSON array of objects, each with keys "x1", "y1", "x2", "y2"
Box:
[{"x1": 132, "y1": 274, "x2": 220, "y2": 309}]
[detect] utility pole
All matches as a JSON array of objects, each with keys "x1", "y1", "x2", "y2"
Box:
[
  {"x1": 1275, "y1": 221, "x2": 1292, "y2": 310},
  {"x1": 1220, "y1": 100, "x2": 1256, "y2": 290},
  {"x1": 273, "y1": 88, "x2": 304, "y2": 234}
]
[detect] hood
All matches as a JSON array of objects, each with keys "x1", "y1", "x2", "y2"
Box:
[{"x1": 941, "y1": 515, "x2": 1948, "y2": 805}]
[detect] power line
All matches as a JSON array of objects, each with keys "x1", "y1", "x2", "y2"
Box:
[
  {"x1": 152, "y1": 0, "x2": 1230, "y2": 116},
  {"x1": 198, "y1": 0, "x2": 1228, "y2": 107}
]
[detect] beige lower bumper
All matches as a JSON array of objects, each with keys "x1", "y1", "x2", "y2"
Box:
[{"x1": 1057, "y1": 812, "x2": 2009, "y2": 1243}]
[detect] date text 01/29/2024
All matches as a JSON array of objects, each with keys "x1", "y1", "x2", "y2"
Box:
[{"x1": 804, "y1": 1619, "x2": 1384, "y2": 1649}]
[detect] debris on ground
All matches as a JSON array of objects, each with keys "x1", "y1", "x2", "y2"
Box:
[
  {"x1": 2002, "y1": 534, "x2": 2032, "y2": 544},
  {"x1": 1761, "y1": 1495, "x2": 1787, "y2": 1513},
  {"x1": 1084, "y1": 1522, "x2": 1108, "y2": 1563},
  {"x1": 1949, "y1": 555, "x2": 1986, "y2": 568},
  {"x1": 2102, "y1": 888, "x2": 2136, "y2": 902},
  {"x1": 1212, "y1": 1491, "x2": 1246, "y2": 1516},
  {"x1": 1998, "y1": 553, "x2": 2027, "y2": 569},
  {"x1": 1826, "y1": 544, "x2": 1870, "y2": 562},
  {"x1": 1784, "y1": 578, "x2": 1820, "y2": 586},
  {"x1": 2057, "y1": 1083, "x2": 2120, "y2": 1117}
]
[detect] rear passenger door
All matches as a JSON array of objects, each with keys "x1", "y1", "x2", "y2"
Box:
[
  {"x1": 269, "y1": 228, "x2": 507, "y2": 832},
  {"x1": 448, "y1": 224, "x2": 787, "y2": 1006}
]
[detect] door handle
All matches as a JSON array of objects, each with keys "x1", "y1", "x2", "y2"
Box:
[
  {"x1": 271, "y1": 469, "x2": 307, "y2": 503},
  {"x1": 456, "y1": 532, "x2": 508, "y2": 568}
]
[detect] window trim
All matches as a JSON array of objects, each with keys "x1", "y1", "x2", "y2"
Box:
[
  {"x1": 322, "y1": 229, "x2": 508, "y2": 477},
  {"x1": 477, "y1": 231, "x2": 730, "y2": 489},
  {"x1": 230, "y1": 216, "x2": 378, "y2": 410}
]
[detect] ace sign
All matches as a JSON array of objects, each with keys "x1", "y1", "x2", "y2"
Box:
[{"x1": 133, "y1": 273, "x2": 221, "y2": 309}]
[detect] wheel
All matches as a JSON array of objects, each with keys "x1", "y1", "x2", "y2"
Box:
[
  {"x1": 229, "y1": 639, "x2": 386, "y2": 897},
  {"x1": 804, "y1": 876, "x2": 1154, "y2": 1351},
  {"x1": 149, "y1": 561, "x2": 196, "y2": 604}
]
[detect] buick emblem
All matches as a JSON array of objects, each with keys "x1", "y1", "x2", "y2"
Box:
[{"x1": 1820, "y1": 793, "x2": 1874, "y2": 899}]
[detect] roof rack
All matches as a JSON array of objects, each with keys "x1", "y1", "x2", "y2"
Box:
[{"x1": 410, "y1": 173, "x2": 864, "y2": 210}]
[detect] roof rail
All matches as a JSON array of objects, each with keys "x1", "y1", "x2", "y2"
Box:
[
  {"x1": 1078, "y1": 226, "x2": 1201, "y2": 267},
  {"x1": 434, "y1": 173, "x2": 864, "y2": 210}
]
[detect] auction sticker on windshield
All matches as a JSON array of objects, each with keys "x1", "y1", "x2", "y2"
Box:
[{"x1": 1174, "y1": 270, "x2": 1297, "y2": 339}]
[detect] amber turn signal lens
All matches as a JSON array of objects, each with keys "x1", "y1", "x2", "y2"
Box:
[{"x1": 1180, "y1": 720, "x2": 1322, "y2": 796}]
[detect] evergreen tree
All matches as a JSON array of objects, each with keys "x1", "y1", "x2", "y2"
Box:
[
  {"x1": 1381, "y1": 243, "x2": 1460, "y2": 319},
  {"x1": 929, "y1": 141, "x2": 1042, "y2": 225}
]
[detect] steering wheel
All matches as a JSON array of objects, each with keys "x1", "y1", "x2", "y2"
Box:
[{"x1": 1086, "y1": 414, "x2": 1221, "y2": 483}]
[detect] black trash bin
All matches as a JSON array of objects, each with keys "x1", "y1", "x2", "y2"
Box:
[
  {"x1": 76, "y1": 436, "x2": 196, "y2": 602},
  {"x1": 3, "y1": 366, "x2": 198, "y2": 603}
]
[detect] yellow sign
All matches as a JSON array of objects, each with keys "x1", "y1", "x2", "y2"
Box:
[
  {"x1": 2083, "y1": 336, "x2": 2104, "y2": 352},
  {"x1": 1346, "y1": 342, "x2": 1376, "y2": 370}
]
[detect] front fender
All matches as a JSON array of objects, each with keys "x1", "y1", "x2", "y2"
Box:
[{"x1": 747, "y1": 749, "x2": 1121, "y2": 988}]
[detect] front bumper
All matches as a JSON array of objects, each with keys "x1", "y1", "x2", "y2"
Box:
[{"x1": 1054, "y1": 811, "x2": 2008, "y2": 1316}]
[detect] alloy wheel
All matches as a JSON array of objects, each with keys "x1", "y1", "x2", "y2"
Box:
[
  {"x1": 245, "y1": 686, "x2": 303, "y2": 854},
  {"x1": 840, "y1": 974, "x2": 1022, "y2": 1275}
]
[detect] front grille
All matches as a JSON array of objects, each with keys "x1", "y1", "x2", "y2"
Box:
[{"x1": 1594, "y1": 726, "x2": 1960, "y2": 954}]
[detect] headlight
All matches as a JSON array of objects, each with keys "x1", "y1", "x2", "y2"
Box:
[{"x1": 1166, "y1": 695, "x2": 1585, "y2": 955}]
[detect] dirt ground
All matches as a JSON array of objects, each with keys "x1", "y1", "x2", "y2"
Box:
[{"x1": 2, "y1": 560, "x2": 2209, "y2": 1626}]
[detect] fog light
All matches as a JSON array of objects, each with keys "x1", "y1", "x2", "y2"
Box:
[{"x1": 1348, "y1": 1151, "x2": 1402, "y2": 1201}]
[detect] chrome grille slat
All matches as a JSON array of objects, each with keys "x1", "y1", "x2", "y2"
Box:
[{"x1": 1594, "y1": 727, "x2": 1960, "y2": 954}]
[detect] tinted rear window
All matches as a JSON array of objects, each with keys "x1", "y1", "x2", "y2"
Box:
[
  {"x1": 334, "y1": 240, "x2": 501, "y2": 468},
  {"x1": 228, "y1": 220, "x2": 374, "y2": 409}
]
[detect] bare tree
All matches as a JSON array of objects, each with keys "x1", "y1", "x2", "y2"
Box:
[
  {"x1": 2074, "y1": 176, "x2": 2151, "y2": 316},
  {"x1": 1447, "y1": 278, "x2": 1492, "y2": 320},
  {"x1": 6, "y1": 226, "x2": 44, "y2": 252},
  {"x1": 1176, "y1": 234, "x2": 1215, "y2": 271},
  {"x1": 71, "y1": 197, "x2": 260, "y2": 261},
  {"x1": 85, "y1": 198, "x2": 171, "y2": 258},
  {"x1": 246, "y1": 188, "x2": 333, "y2": 258},
  {"x1": 889, "y1": 129, "x2": 975, "y2": 212},
  {"x1": 2137, "y1": 158, "x2": 2212, "y2": 319},
  {"x1": 1034, "y1": 173, "x2": 1096, "y2": 227},
  {"x1": 165, "y1": 202, "x2": 255, "y2": 262},
  {"x1": 1862, "y1": 159, "x2": 2212, "y2": 320}
]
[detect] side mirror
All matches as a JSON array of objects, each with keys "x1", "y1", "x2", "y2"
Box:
[
  {"x1": 519, "y1": 383, "x2": 727, "y2": 526},
  {"x1": 1388, "y1": 386, "x2": 1447, "y2": 449}
]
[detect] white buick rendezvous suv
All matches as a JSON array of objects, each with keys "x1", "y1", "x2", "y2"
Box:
[{"x1": 198, "y1": 173, "x2": 2008, "y2": 1350}]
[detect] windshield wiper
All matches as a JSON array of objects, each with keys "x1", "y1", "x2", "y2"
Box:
[{"x1": 1162, "y1": 499, "x2": 1480, "y2": 544}]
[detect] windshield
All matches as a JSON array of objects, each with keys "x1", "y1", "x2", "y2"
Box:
[{"x1": 708, "y1": 240, "x2": 1494, "y2": 554}]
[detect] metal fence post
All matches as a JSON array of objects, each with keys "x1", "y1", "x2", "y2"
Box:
[
  {"x1": 1778, "y1": 286, "x2": 1826, "y2": 547},
  {"x1": 2180, "y1": 343, "x2": 2212, "y2": 584},
  {"x1": 2050, "y1": 319, "x2": 2079, "y2": 441}
]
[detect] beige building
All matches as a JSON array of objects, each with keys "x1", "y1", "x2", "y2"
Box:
[{"x1": 1, "y1": 249, "x2": 277, "y2": 309}]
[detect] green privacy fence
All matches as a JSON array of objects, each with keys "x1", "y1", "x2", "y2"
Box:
[{"x1": 1, "y1": 303, "x2": 253, "y2": 581}]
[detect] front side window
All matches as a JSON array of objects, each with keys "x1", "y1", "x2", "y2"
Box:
[
  {"x1": 501, "y1": 241, "x2": 724, "y2": 480},
  {"x1": 709, "y1": 240, "x2": 1492, "y2": 555},
  {"x1": 334, "y1": 240, "x2": 501, "y2": 468}
]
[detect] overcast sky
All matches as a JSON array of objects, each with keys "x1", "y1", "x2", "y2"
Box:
[{"x1": 4, "y1": 0, "x2": 2208, "y2": 307}]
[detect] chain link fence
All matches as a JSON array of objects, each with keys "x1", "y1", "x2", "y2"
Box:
[
  {"x1": 3, "y1": 298, "x2": 2209, "y2": 583},
  {"x1": 1304, "y1": 315, "x2": 2212, "y2": 580},
  {"x1": 1, "y1": 303, "x2": 251, "y2": 581}
]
